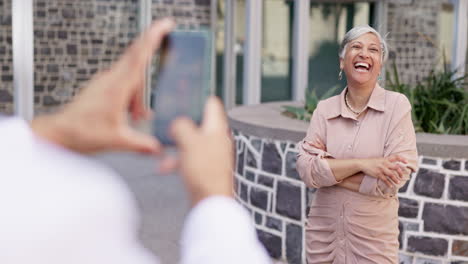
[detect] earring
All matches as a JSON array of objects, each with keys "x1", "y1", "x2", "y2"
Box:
[
  {"x1": 338, "y1": 69, "x2": 343, "y2": 80},
  {"x1": 378, "y1": 75, "x2": 382, "y2": 81}
]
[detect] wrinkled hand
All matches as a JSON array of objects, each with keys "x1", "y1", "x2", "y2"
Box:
[
  {"x1": 169, "y1": 96, "x2": 234, "y2": 207},
  {"x1": 359, "y1": 155, "x2": 408, "y2": 187},
  {"x1": 31, "y1": 18, "x2": 175, "y2": 154}
]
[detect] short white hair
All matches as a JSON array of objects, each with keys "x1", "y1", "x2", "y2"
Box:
[{"x1": 339, "y1": 25, "x2": 388, "y2": 63}]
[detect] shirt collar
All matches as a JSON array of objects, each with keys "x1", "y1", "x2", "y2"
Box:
[{"x1": 325, "y1": 83, "x2": 386, "y2": 120}]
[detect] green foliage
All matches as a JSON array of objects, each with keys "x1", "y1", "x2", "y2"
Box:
[
  {"x1": 282, "y1": 85, "x2": 340, "y2": 121},
  {"x1": 386, "y1": 62, "x2": 468, "y2": 135},
  {"x1": 283, "y1": 62, "x2": 468, "y2": 135}
]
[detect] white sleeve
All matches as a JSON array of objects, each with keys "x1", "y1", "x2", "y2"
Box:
[
  {"x1": 0, "y1": 117, "x2": 159, "y2": 264},
  {"x1": 180, "y1": 196, "x2": 271, "y2": 264}
]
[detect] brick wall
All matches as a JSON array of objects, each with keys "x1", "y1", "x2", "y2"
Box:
[
  {"x1": 32, "y1": 0, "x2": 139, "y2": 114},
  {"x1": 0, "y1": 0, "x2": 13, "y2": 115},
  {"x1": 386, "y1": 0, "x2": 442, "y2": 85},
  {"x1": 0, "y1": 0, "x2": 211, "y2": 115}
]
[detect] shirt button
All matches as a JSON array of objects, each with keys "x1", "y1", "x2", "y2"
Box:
[
  {"x1": 356, "y1": 121, "x2": 360, "y2": 126},
  {"x1": 347, "y1": 145, "x2": 352, "y2": 149}
]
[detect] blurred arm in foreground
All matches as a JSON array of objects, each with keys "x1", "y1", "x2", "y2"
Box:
[{"x1": 0, "y1": 18, "x2": 270, "y2": 264}]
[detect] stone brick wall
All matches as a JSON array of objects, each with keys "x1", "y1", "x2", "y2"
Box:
[
  {"x1": 233, "y1": 130, "x2": 468, "y2": 264},
  {"x1": 0, "y1": 0, "x2": 13, "y2": 115},
  {"x1": 32, "y1": 0, "x2": 139, "y2": 114},
  {"x1": 151, "y1": 0, "x2": 211, "y2": 27},
  {"x1": 398, "y1": 157, "x2": 468, "y2": 264},
  {"x1": 0, "y1": 0, "x2": 211, "y2": 115},
  {"x1": 386, "y1": 0, "x2": 442, "y2": 85}
]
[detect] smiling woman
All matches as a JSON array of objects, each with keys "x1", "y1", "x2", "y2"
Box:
[{"x1": 297, "y1": 25, "x2": 418, "y2": 264}]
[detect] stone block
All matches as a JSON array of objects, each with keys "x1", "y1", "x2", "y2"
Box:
[
  {"x1": 233, "y1": 177, "x2": 238, "y2": 195},
  {"x1": 452, "y1": 240, "x2": 468, "y2": 257},
  {"x1": 398, "y1": 221, "x2": 403, "y2": 249},
  {"x1": 414, "y1": 168, "x2": 445, "y2": 198},
  {"x1": 62, "y1": 8, "x2": 75, "y2": 19},
  {"x1": 237, "y1": 148, "x2": 245, "y2": 176},
  {"x1": 254, "y1": 212, "x2": 263, "y2": 225},
  {"x1": 286, "y1": 223, "x2": 302, "y2": 264},
  {"x1": 401, "y1": 221, "x2": 420, "y2": 232},
  {"x1": 43, "y1": 96, "x2": 60, "y2": 106},
  {"x1": 398, "y1": 253, "x2": 414, "y2": 264},
  {"x1": 422, "y1": 158, "x2": 437, "y2": 165},
  {"x1": 276, "y1": 180, "x2": 301, "y2": 220},
  {"x1": 36, "y1": 10, "x2": 46, "y2": 18},
  {"x1": 257, "y1": 230, "x2": 282, "y2": 259},
  {"x1": 195, "y1": 0, "x2": 210, "y2": 6},
  {"x1": 251, "y1": 138, "x2": 262, "y2": 152},
  {"x1": 258, "y1": 175, "x2": 274, "y2": 188},
  {"x1": 1, "y1": 74, "x2": 13, "y2": 82},
  {"x1": 245, "y1": 170, "x2": 256, "y2": 182},
  {"x1": 262, "y1": 143, "x2": 282, "y2": 175},
  {"x1": 58, "y1": 31, "x2": 67, "y2": 39},
  {"x1": 399, "y1": 178, "x2": 410, "y2": 193},
  {"x1": 40, "y1": 47, "x2": 51, "y2": 55},
  {"x1": 449, "y1": 176, "x2": 468, "y2": 202},
  {"x1": 66, "y1": 44, "x2": 77, "y2": 55},
  {"x1": 443, "y1": 160, "x2": 461, "y2": 171},
  {"x1": 240, "y1": 182, "x2": 248, "y2": 202},
  {"x1": 250, "y1": 187, "x2": 268, "y2": 211},
  {"x1": 266, "y1": 216, "x2": 282, "y2": 232},
  {"x1": 34, "y1": 85, "x2": 45, "y2": 92},
  {"x1": 47, "y1": 31, "x2": 55, "y2": 38},
  {"x1": 414, "y1": 257, "x2": 443, "y2": 264},
  {"x1": 423, "y1": 203, "x2": 468, "y2": 235},
  {"x1": 47, "y1": 64, "x2": 59, "y2": 73},
  {"x1": 398, "y1": 197, "x2": 419, "y2": 218},
  {"x1": 246, "y1": 149, "x2": 258, "y2": 168},
  {"x1": 280, "y1": 143, "x2": 287, "y2": 153},
  {"x1": 407, "y1": 236, "x2": 448, "y2": 256},
  {"x1": 286, "y1": 151, "x2": 300, "y2": 180},
  {"x1": 0, "y1": 90, "x2": 12, "y2": 103}
]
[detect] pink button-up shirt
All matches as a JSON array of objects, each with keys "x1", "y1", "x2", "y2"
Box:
[{"x1": 297, "y1": 84, "x2": 418, "y2": 263}]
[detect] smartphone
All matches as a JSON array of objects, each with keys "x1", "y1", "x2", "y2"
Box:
[{"x1": 151, "y1": 30, "x2": 212, "y2": 145}]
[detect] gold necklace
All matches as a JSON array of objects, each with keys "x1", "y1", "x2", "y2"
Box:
[{"x1": 345, "y1": 90, "x2": 364, "y2": 115}]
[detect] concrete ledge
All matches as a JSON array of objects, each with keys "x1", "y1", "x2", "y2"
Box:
[{"x1": 228, "y1": 101, "x2": 468, "y2": 159}]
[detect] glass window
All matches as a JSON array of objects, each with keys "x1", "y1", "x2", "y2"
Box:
[
  {"x1": 234, "y1": 0, "x2": 246, "y2": 105},
  {"x1": 308, "y1": 2, "x2": 372, "y2": 98},
  {"x1": 215, "y1": 0, "x2": 226, "y2": 99},
  {"x1": 261, "y1": 0, "x2": 293, "y2": 102},
  {"x1": 438, "y1": 2, "x2": 455, "y2": 70}
]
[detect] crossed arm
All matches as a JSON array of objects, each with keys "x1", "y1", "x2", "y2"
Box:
[{"x1": 307, "y1": 139, "x2": 407, "y2": 192}]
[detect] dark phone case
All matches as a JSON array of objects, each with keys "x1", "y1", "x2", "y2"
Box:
[{"x1": 151, "y1": 29, "x2": 212, "y2": 145}]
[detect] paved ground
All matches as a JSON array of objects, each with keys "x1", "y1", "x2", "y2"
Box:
[
  {"x1": 93, "y1": 151, "x2": 283, "y2": 264},
  {"x1": 94, "y1": 150, "x2": 189, "y2": 264}
]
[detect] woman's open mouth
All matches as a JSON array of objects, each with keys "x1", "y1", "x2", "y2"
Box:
[{"x1": 354, "y1": 62, "x2": 371, "y2": 72}]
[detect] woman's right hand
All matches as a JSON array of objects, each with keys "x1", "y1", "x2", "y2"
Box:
[{"x1": 358, "y1": 155, "x2": 407, "y2": 187}]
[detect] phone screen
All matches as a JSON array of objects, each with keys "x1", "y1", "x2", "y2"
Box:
[{"x1": 151, "y1": 30, "x2": 212, "y2": 145}]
